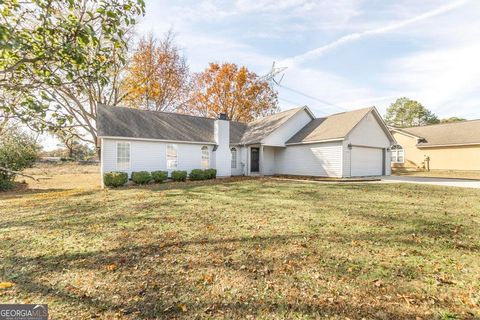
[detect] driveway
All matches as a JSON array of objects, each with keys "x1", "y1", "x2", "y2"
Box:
[{"x1": 381, "y1": 176, "x2": 480, "y2": 189}]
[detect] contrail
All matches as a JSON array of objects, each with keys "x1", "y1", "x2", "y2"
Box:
[{"x1": 282, "y1": 0, "x2": 469, "y2": 67}]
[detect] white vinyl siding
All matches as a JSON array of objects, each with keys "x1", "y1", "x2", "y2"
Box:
[
  {"x1": 346, "y1": 112, "x2": 392, "y2": 147},
  {"x1": 116, "y1": 142, "x2": 130, "y2": 170},
  {"x1": 274, "y1": 141, "x2": 343, "y2": 177},
  {"x1": 102, "y1": 139, "x2": 214, "y2": 176},
  {"x1": 167, "y1": 144, "x2": 178, "y2": 169},
  {"x1": 262, "y1": 146, "x2": 275, "y2": 175},
  {"x1": 262, "y1": 109, "x2": 312, "y2": 146}
]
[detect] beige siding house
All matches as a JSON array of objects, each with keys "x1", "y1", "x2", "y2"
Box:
[{"x1": 390, "y1": 120, "x2": 480, "y2": 171}]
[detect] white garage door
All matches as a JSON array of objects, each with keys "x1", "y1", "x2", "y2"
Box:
[{"x1": 351, "y1": 147, "x2": 383, "y2": 177}]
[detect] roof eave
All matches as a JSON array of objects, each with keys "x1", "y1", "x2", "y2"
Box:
[
  {"x1": 417, "y1": 142, "x2": 480, "y2": 148},
  {"x1": 98, "y1": 135, "x2": 216, "y2": 145},
  {"x1": 285, "y1": 138, "x2": 345, "y2": 146},
  {"x1": 390, "y1": 128, "x2": 423, "y2": 139}
]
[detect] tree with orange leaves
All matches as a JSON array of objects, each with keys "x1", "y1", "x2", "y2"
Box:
[
  {"x1": 122, "y1": 31, "x2": 189, "y2": 112},
  {"x1": 187, "y1": 63, "x2": 278, "y2": 122}
]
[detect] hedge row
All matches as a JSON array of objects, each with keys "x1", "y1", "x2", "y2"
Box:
[{"x1": 103, "y1": 169, "x2": 215, "y2": 188}]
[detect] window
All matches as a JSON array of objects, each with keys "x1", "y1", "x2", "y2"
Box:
[
  {"x1": 231, "y1": 147, "x2": 237, "y2": 169},
  {"x1": 391, "y1": 145, "x2": 404, "y2": 163},
  {"x1": 166, "y1": 144, "x2": 178, "y2": 169},
  {"x1": 116, "y1": 142, "x2": 130, "y2": 170},
  {"x1": 201, "y1": 146, "x2": 209, "y2": 169}
]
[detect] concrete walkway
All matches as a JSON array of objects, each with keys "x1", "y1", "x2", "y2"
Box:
[{"x1": 381, "y1": 176, "x2": 480, "y2": 189}]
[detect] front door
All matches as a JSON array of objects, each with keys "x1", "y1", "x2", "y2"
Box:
[{"x1": 250, "y1": 147, "x2": 260, "y2": 172}]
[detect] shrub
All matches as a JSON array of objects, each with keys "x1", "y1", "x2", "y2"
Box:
[
  {"x1": 103, "y1": 172, "x2": 128, "y2": 188},
  {"x1": 189, "y1": 169, "x2": 206, "y2": 181},
  {"x1": 151, "y1": 170, "x2": 168, "y2": 183},
  {"x1": 171, "y1": 170, "x2": 187, "y2": 182},
  {"x1": 0, "y1": 178, "x2": 14, "y2": 191},
  {"x1": 131, "y1": 171, "x2": 152, "y2": 184},
  {"x1": 0, "y1": 127, "x2": 39, "y2": 191},
  {"x1": 205, "y1": 169, "x2": 217, "y2": 179}
]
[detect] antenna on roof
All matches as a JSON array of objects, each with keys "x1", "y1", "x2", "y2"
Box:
[
  {"x1": 260, "y1": 61, "x2": 287, "y2": 85},
  {"x1": 261, "y1": 61, "x2": 348, "y2": 113}
]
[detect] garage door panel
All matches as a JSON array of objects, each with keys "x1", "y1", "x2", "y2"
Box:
[{"x1": 351, "y1": 147, "x2": 383, "y2": 176}]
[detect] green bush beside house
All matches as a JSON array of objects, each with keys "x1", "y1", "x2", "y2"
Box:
[
  {"x1": 171, "y1": 170, "x2": 187, "y2": 181},
  {"x1": 104, "y1": 172, "x2": 128, "y2": 188},
  {"x1": 131, "y1": 171, "x2": 152, "y2": 184},
  {"x1": 151, "y1": 170, "x2": 168, "y2": 183}
]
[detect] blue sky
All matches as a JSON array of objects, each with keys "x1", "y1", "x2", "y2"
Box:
[{"x1": 138, "y1": 0, "x2": 480, "y2": 118}]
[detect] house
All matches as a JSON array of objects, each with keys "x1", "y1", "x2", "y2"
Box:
[
  {"x1": 97, "y1": 105, "x2": 395, "y2": 181},
  {"x1": 390, "y1": 120, "x2": 480, "y2": 171}
]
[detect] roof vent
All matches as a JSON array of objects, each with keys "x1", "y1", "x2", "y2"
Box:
[{"x1": 218, "y1": 113, "x2": 228, "y2": 121}]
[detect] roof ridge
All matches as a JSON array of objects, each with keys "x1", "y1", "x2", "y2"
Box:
[
  {"x1": 248, "y1": 106, "x2": 305, "y2": 125},
  {"x1": 402, "y1": 118, "x2": 480, "y2": 129},
  {"x1": 101, "y1": 105, "x2": 217, "y2": 121},
  {"x1": 325, "y1": 106, "x2": 374, "y2": 117}
]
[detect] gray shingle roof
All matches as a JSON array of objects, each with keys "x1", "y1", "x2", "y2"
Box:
[
  {"x1": 97, "y1": 105, "x2": 308, "y2": 145},
  {"x1": 97, "y1": 106, "x2": 216, "y2": 143},
  {"x1": 230, "y1": 121, "x2": 248, "y2": 144},
  {"x1": 287, "y1": 107, "x2": 374, "y2": 144},
  {"x1": 97, "y1": 105, "x2": 390, "y2": 147},
  {"x1": 395, "y1": 120, "x2": 480, "y2": 147},
  {"x1": 238, "y1": 107, "x2": 308, "y2": 144}
]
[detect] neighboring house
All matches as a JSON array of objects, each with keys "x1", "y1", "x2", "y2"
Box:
[
  {"x1": 390, "y1": 120, "x2": 480, "y2": 171},
  {"x1": 97, "y1": 105, "x2": 395, "y2": 181}
]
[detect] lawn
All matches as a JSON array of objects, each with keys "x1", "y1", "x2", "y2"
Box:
[{"x1": 1, "y1": 167, "x2": 479, "y2": 319}]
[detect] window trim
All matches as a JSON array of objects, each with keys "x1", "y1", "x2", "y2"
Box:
[
  {"x1": 116, "y1": 141, "x2": 131, "y2": 171},
  {"x1": 231, "y1": 147, "x2": 237, "y2": 169},
  {"x1": 166, "y1": 143, "x2": 178, "y2": 170},
  {"x1": 391, "y1": 144, "x2": 405, "y2": 164},
  {"x1": 201, "y1": 145, "x2": 209, "y2": 169}
]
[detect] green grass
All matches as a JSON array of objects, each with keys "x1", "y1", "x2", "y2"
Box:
[{"x1": 1, "y1": 178, "x2": 479, "y2": 319}]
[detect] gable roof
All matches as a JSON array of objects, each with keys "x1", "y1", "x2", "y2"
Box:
[
  {"x1": 97, "y1": 105, "x2": 307, "y2": 145},
  {"x1": 97, "y1": 105, "x2": 394, "y2": 147},
  {"x1": 237, "y1": 106, "x2": 313, "y2": 145},
  {"x1": 392, "y1": 120, "x2": 480, "y2": 147},
  {"x1": 97, "y1": 106, "x2": 216, "y2": 143},
  {"x1": 287, "y1": 107, "x2": 392, "y2": 144}
]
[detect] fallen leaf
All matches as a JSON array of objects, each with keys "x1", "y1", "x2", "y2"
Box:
[
  {"x1": 203, "y1": 274, "x2": 214, "y2": 285},
  {"x1": 106, "y1": 264, "x2": 118, "y2": 271},
  {"x1": 178, "y1": 303, "x2": 187, "y2": 312},
  {"x1": 0, "y1": 282, "x2": 14, "y2": 290}
]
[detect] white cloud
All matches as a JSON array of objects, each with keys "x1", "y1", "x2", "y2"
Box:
[
  {"x1": 177, "y1": 34, "x2": 274, "y2": 71},
  {"x1": 383, "y1": 44, "x2": 480, "y2": 118},
  {"x1": 282, "y1": 0, "x2": 470, "y2": 67}
]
